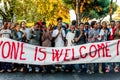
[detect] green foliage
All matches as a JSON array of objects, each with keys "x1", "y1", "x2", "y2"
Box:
[
  {"x1": 0, "y1": 0, "x2": 70, "y2": 23},
  {"x1": 63, "y1": 0, "x2": 118, "y2": 20}
]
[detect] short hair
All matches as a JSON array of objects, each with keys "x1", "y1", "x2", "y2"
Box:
[
  {"x1": 57, "y1": 17, "x2": 63, "y2": 21},
  {"x1": 117, "y1": 21, "x2": 120, "y2": 23},
  {"x1": 71, "y1": 20, "x2": 77, "y2": 25},
  {"x1": 20, "y1": 21, "x2": 26, "y2": 27},
  {"x1": 79, "y1": 22, "x2": 84, "y2": 26},
  {"x1": 102, "y1": 21, "x2": 106, "y2": 24},
  {"x1": 91, "y1": 21, "x2": 96, "y2": 28},
  {"x1": 84, "y1": 22, "x2": 89, "y2": 25},
  {"x1": 110, "y1": 20, "x2": 115, "y2": 23},
  {"x1": 42, "y1": 22, "x2": 46, "y2": 25},
  {"x1": 34, "y1": 22, "x2": 39, "y2": 26}
]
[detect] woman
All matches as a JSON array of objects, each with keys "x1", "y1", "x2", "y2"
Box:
[
  {"x1": 0, "y1": 22, "x2": 13, "y2": 72},
  {"x1": 11, "y1": 23, "x2": 27, "y2": 72},
  {"x1": 88, "y1": 21, "x2": 100, "y2": 74},
  {"x1": 99, "y1": 21, "x2": 110, "y2": 74}
]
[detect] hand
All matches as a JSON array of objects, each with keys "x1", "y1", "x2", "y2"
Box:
[
  {"x1": 74, "y1": 38, "x2": 78, "y2": 42},
  {"x1": 59, "y1": 30, "x2": 62, "y2": 34},
  {"x1": 119, "y1": 31, "x2": 120, "y2": 36},
  {"x1": 22, "y1": 33, "x2": 26, "y2": 37},
  {"x1": 84, "y1": 32, "x2": 87, "y2": 36},
  {"x1": 94, "y1": 35, "x2": 99, "y2": 39},
  {"x1": 108, "y1": 32, "x2": 111, "y2": 35},
  {"x1": 71, "y1": 40, "x2": 74, "y2": 43}
]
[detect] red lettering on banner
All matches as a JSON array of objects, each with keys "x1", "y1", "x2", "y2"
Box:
[
  {"x1": 89, "y1": 45, "x2": 97, "y2": 58},
  {"x1": 10, "y1": 42, "x2": 20, "y2": 60},
  {"x1": 97, "y1": 43, "x2": 105, "y2": 57},
  {"x1": 72, "y1": 48, "x2": 79, "y2": 60},
  {"x1": 34, "y1": 47, "x2": 46, "y2": 61},
  {"x1": 2, "y1": 42, "x2": 11, "y2": 59},
  {"x1": 116, "y1": 40, "x2": 120, "y2": 56},
  {"x1": 79, "y1": 46, "x2": 87, "y2": 58},
  {"x1": 20, "y1": 43, "x2": 26, "y2": 60},
  {"x1": 52, "y1": 49, "x2": 63, "y2": 61},
  {"x1": 0, "y1": 41, "x2": 3, "y2": 46},
  {"x1": 105, "y1": 42, "x2": 111, "y2": 57},
  {"x1": 34, "y1": 47, "x2": 38, "y2": 61},
  {"x1": 64, "y1": 49, "x2": 70, "y2": 61},
  {"x1": 37, "y1": 48, "x2": 46, "y2": 61}
]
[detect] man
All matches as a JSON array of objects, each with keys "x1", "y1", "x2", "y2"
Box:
[
  {"x1": 52, "y1": 22, "x2": 65, "y2": 47},
  {"x1": 52, "y1": 22, "x2": 65, "y2": 71},
  {"x1": 113, "y1": 21, "x2": 120, "y2": 72}
]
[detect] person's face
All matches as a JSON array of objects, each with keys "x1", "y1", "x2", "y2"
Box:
[
  {"x1": 70, "y1": 25, "x2": 75, "y2": 32},
  {"x1": 58, "y1": 20, "x2": 62, "y2": 24},
  {"x1": 116, "y1": 22, "x2": 120, "y2": 28},
  {"x1": 8, "y1": 22, "x2": 11, "y2": 27},
  {"x1": 84, "y1": 25, "x2": 89, "y2": 29},
  {"x1": 21, "y1": 22, "x2": 26, "y2": 28},
  {"x1": 58, "y1": 23, "x2": 62, "y2": 29},
  {"x1": 102, "y1": 22, "x2": 107, "y2": 28},
  {"x1": 78, "y1": 24, "x2": 84, "y2": 30},
  {"x1": 16, "y1": 25, "x2": 20, "y2": 31},
  {"x1": 94, "y1": 22, "x2": 98, "y2": 29},
  {"x1": 110, "y1": 22, "x2": 115, "y2": 28}
]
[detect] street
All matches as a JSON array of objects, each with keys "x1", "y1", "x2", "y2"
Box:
[{"x1": 0, "y1": 71, "x2": 120, "y2": 80}]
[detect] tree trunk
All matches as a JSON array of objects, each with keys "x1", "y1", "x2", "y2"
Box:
[
  {"x1": 110, "y1": 0, "x2": 113, "y2": 21},
  {"x1": 76, "y1": 0, "x2": 80, "y2": 26}
]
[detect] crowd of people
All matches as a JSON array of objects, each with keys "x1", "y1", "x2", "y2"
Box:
[{"x1": 0, "y1": 17, "x2": 120, "y2": 74}]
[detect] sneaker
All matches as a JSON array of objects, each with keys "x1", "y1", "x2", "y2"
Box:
[
  {"x1": 35, "y1": 67, "x2": 39, "y2": 72},
  {"x1": 60, "y1": 68, "x2": 64, "y2": 72},
  {"x1": 13, "y1": 68, "x2": 17, "y2": 72},
  {"x1": 42, "y1": 68, "x2": 46, "y2": 73},
  {"x1": 72, "y1": 69, "x2": 75, "y2": 73},
  {"x1": 99, "y1": 70, "x2": 103, "y2": 74},
  {"x1": 7, "y1": 69, "x2": 12, "y2": 72},
  {"x1": 91, "y1": 71, "x2": 94, "y2": 74},
  {"x1": 20, "y1": 68, "x2": 24, "y2": 72},
  {"x1": 51, "y1": 70, "x2": 55, "y2": 73},
  {"x1": 105, "y1": 67, "x2": 110, "y2": 73},
  {"x1": 55, "y1": 66, "x2": 59, "y2": 69},
  {"x1": 28, "y1": 67, "x2": 32, "y2": 72},
  {"x1": 0, "y1": 69, "x2": 4, "y2": 72},
  {"x1": 86, "y1": 70, "x2": 92, "y2": 74},
  {"x1": 114, "y1": 67, "x2": 119, "y2": 73},
  {"x1": 78, "y1": 69, "x2": 81, "y2": 73},
  {"x1": 65, "y1": 69, "x2": 69, "y2": 72}
]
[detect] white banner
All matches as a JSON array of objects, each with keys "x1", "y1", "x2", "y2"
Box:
[{"x1": 0, "y1": 38, "x2": 120, "y2": 65}]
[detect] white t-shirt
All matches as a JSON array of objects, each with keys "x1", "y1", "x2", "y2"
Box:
[
  {"x1": 0, "y1": 29, "x2": 11, "y2": 38},
  {"x1": 20, "y1": 28, "x2": 30, "y2": 40},
  {"x1": 66, "y1": 32, "x2": 75, "y2": 46},
  {"x1": 52, "y1": 29, "x2": 65, "y2": 47},
  {"x1": 99, "y1": 29, "x2": 108, "y2": 41}
]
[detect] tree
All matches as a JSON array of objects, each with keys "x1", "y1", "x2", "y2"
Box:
[
  {"x1": 37, "y1": 0, "x2": 70, "y2": 24},
  {"x1": 0, "y1": 0, "x2": 70, "y2": 24},
  {"x1": 113, "y1": 6, "x2": 120, "y2": 20},
  {"x1": 63, "y1": 0, "x2": 117, "y2": 23},
  {"x1": 0, "y1": 0, "x2": 16, "y2": 22}
]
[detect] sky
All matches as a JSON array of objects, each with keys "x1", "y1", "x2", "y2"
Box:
[{"x1": 113, "y1": 0, "x2": 120, "y2": 6}]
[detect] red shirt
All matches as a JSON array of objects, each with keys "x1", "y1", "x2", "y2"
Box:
[{"x1": 109, "y1": 27, "x2": 116, "y2": 40}]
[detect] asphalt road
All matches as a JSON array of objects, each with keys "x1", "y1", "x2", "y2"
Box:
[{"x1": 0, "y1": 71, "x2": 120, "y2": 80}]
